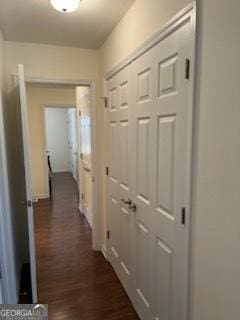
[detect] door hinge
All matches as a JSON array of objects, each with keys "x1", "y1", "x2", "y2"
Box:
[
  {"x1": 181, "y1": 207, "x2": 186, "y2": 225},
  {"x1": 81, "y1": 193, "x2": 84, "y2": 199},
  {"x1": 106, "y1": 166, "x2": 109, "y2": 176},
  {"x1": 79, "y1": 110, "x2": 81, "y2": 117},
  {"x1": 80, "y1": 153, "x2": 83, "y2": 159},
  {"x1": 107, "y1": 230, "x2": 110, "y2": 240},
  {"x1": 185, "y1": 59, "x2": 190, "y2": 79}
]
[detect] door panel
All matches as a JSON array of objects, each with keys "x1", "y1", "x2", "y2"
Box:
[
  {"x1": 157, "y1": 115, "x2": 176, "y2": 214},
  {"x1": 107, "y1": 18, "x2": 192, "y2": 320},
  {"x1": 107, "y1": 66, "x2": 134, "y2": 295}
]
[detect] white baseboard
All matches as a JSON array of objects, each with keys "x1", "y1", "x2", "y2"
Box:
[
  {"x1": 32, "y1": 193, "x2": 49, "y2": 200},
  {"x1": 78, "y1": 203, "x2": 83, "y2": 213},
  {"x1": 83, "y1": 208, "x2": 93, "y2": 228},
  {"x1": 53, "y1": 169, "x2": 71, "y2": 173},
  {"x1": 101, "y1": 245, "x2": 107, "y2": 260},
  {"x1": 79, "y1": 202, "x2": 93, "y2": 228}
]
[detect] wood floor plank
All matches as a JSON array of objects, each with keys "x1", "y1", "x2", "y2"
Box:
[{"x1": 34, "y1": 173, "x2": 139, "y2": 319}]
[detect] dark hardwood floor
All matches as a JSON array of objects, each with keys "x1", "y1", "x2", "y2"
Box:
[{"x1": 34, "y1": 173, "x2": 139, "y2": 320}]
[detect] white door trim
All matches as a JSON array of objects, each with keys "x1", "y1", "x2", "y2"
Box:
[
  {"x1": 103, "y1": 2, "x2": 196, "y2": 319},
  {"x1": 23, "y1": 78, "x2": 101, "y2": 252}
]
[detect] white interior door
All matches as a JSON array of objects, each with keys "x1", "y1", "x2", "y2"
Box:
[
  {"x1": 18, "y1": 64, "x2": 38, "y2": 303},
  {"x1": 106, "y1": 17, "x2": 192, "y2": 320},
  {"x1": 76, "y1": 87, "x2": 93, "y2": 227},
  {"x1": 107, "y1": 66, "x2": 134, "y2": 296},
  {"x1": 68, "y1": 108, "x2": 78, "y2": 181}
]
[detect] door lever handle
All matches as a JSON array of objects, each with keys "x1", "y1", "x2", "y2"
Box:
[
  {"x1": 121, "y1": 198, "x2": 132, "y2": 206},
  {"x1": 129, "y1": 202, "x2": 137, "y2": 212},
  {"x1": 21, "y1": 200, "x2": 32, "y2": 207}
]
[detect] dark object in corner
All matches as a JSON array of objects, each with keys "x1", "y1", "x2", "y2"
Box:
[
  {"x1": 48, "y1": 154, "x2": 53, "y2": 197},
  {"x1": 18, "y1": 263, "x2": 32, "y2": 304}
]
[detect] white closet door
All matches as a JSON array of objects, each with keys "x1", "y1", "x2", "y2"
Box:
[
  {"x1": 106, "y1": 16, "x2": 192, "y2": 320},
  {"x1": 130, "y1": 21, "x2": 191, "y2": 320},
  {"x1": 107, "y1": 66, "x2": 134, "y2": 296}
]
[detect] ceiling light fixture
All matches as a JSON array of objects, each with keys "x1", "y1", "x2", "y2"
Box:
[{"x1": 50, "y1": 0, "x2": 80, "y2": 13}]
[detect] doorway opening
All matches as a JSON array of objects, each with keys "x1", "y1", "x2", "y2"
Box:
[{"x1": 43, "y1": 106, "x2": 78, "y2": 198}]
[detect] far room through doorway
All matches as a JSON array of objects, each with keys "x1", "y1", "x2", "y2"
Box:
[{"x1": 44, "y1": 106, "x2": 78, "y2": 196}]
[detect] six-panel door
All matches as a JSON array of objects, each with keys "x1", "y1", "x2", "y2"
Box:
[
  {"x1": 107, "y1": 19, "x2": 191, "y2": 320},
  {"x1": 107, "y1": 66, "x2": 135, "y2": 297}
]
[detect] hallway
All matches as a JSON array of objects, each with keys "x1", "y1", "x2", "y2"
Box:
[{"x1": 34, "y1": 173, "x2": 138, "y2": 319}]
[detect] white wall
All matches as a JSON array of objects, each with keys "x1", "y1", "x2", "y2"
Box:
[
  {"x1": 4, "y1": 41, "x2": 100, "y2": 92},
  {"x1": 191, "y1": 1, "x2": 240, "y2": 319},
  {"x1": 100, "y1": 0, "x2": 191, "y2": 75},
  {"x1": 45, "y1": 108, "x2": 70, "y2": 173}
]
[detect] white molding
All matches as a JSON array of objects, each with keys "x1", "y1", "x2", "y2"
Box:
[
  {"x1": 105, "y1": 2, "x2": 196, "y2": 80},
  {"x1": 33, "y1": 194, "x2": 49, "y2": 200},
  {"x1": 41, "y1": 105, "x2": 50, "y2": 199},
  {"x1": 87, "y1": 81, "x2": 101, "y2": 251},
  {"x1": 82, "y1": 207, "x2": 93, "y2": 229},
  {"x1": 44, "y1": 104, "x2": 75, "y2": 109},
  {"x1": 15, "y1": 75, "x2": 93, "y2": 86},
  {"x1": 52, "y1": 169, "x2": 71, "y2": 173},
  {"x1": 78, "y1": 203, "x2": 83, "y2": 213},
  {"x1": 101, "y1": 245, "x2": 107, "y2": 260}
]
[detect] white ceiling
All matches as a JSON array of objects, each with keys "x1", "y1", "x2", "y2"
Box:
[{"x1": 0, "y1": 0, "x2": 135, "y2": 49}]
